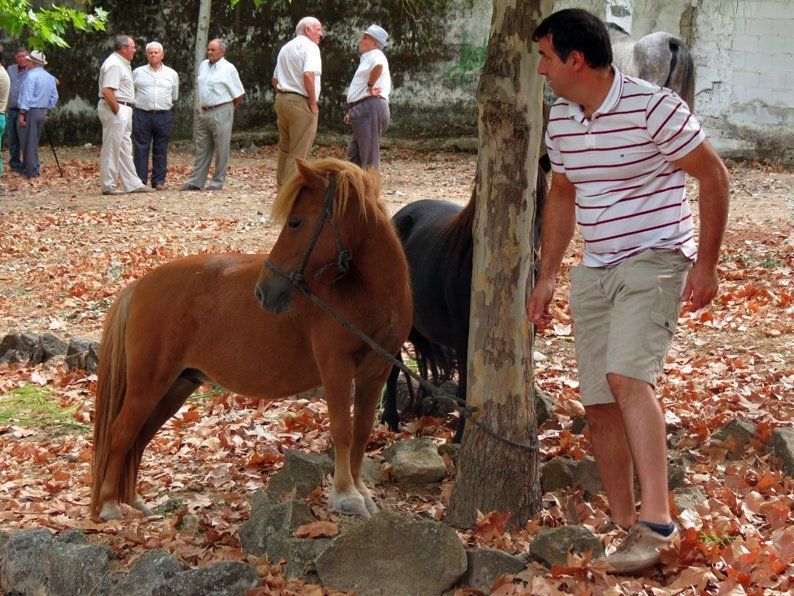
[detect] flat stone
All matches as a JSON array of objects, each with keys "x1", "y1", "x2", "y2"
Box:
[
  {"x1": 33, "y1": 333, "x2": 68, "y2": 364},
  {"x1": 56, "y1": 528, "x2": 89, "y2": 545},
  {"x1": 769, "y1": 427, "x2": 794, "y2": 476},
  {"x1": 153, "y1": 561, "x2": 260, "y2": 596},
  {"x1": 0, "y1": 530, "x2": 9, "y2": 555},
  {"x1": 668, "y1": 462, "x2": 686, "y2": 490},
  {"x1": 534, "y1": 387, "x2": 556, "y2": 426},
  {"x1": 0, "y1": 528, "x2": 54, "y2": 595},
  {"x1": 570, "y1": 415, "x2": 588, "y2": 435},
  {"x1": 315, "y1": 510, "x2": 466, "y2": 595},
  {"x1": 462, "y1": 548, "x2": 527, "y2": 592},
  {"x1": 112, "y1": 549, "x2": 184, "y2": 596},
  {"x1": 673, "y1": 486, "x2": 708, "y2": 511},
  {"x1": 382, "y1": 437, "x2": 447, "y2": 485},
  {"x1": 239, "y1": 499, "x2": 315, "y2": 560},
  {"x1": 714, "y1": 418, "x2": 757, "y2": 456},
  {"x1": 0, "y1": 332, "x2": 19, "y2": 358},
  {"x1": 361, "y1": 456, "x2": 383, "y2": 486},
  {"x1": 540, "y1": 457, "x2": 576, "y2": 493},
  {"x1": 48, "y1": 542, "x2": 113, "y2": 596},
  {"x1": 18, "y1": 332, "x2": 38, "y2": 359},
  {"x1": 438, "y1": 443, "x2": 461, "y2": 467},
  {"x1": 529, "y1": 525, "x2": 604, "y2": 567},
  {"x1": 65, "y1": 337, "x2": 94, "y2": 372},
  {"x1": 267, "y1": 449, "x2": 333, "y2": 499},
  {"x1": 283, "y1": 537, "x2": 331, "y2": 582},
  {"x1": 573, "y1": 456, "x2": 604, "y2": 495}
]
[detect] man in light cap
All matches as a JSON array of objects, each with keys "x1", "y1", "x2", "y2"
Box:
[
  {"x1": 16, "y1": 50, "x2": 58, "y2": 180},
  {"x1": 345, "y1": 24, "x2": 391, "y2": 171},
  {"x1": 272, "y1": 16, "x2": 323, "y2": 187}
]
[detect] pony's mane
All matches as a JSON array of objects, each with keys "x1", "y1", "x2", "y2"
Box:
[
  {"x1": 443, "y1": 188, "x2": 476, "y2": 258},
  {"x1": 271, "y1": 158, "x2": 386, "y2": 224}
]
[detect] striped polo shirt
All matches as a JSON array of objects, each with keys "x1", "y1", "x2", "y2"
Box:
[{"x1": 545, "y1": 68, "x2": 704, "y2": 267}]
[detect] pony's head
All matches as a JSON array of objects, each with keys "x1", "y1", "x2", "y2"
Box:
[{"x1": 255, "y1": 158, "x2": 386, "y2": 313}]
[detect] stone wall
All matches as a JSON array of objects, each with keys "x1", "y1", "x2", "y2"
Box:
[{"x1": 4, "y1": 0, "x2": 489, "y2": 145}]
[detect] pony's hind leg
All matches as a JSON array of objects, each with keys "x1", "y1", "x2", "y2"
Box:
[
  {"x1": 379, "y1": 356, "x2": 401, "y2": 431},
  {"x1": 131, "y1": 376, "x2": 201, "y2": 515},
  {"x1": 97, "y1": 374, "x2": 179, "y2": 521},
  {"x1": 322, "y1": 361, "x2": 369, "y2": 518},
  {"x1": 352, "y1": 370, "x2": 391, "y2": 515}
]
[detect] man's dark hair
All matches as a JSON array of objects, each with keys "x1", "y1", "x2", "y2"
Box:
[
  {"x1": 114, "y1": 35, "x2": 133, "y2": 51},
  {"x1": 532, "y1": 8, "x2": 613, "y2": 69}
]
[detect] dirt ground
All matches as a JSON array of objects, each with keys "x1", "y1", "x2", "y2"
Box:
[{"x1": 0, "y1": 145, "x2": 792, "y2": 593}]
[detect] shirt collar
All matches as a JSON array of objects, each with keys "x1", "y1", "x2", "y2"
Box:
[
  {"x1": 115, "y1": 52, "x2": 131, "y2": 66},
  {"x1": 209, "y1": 57, "x2": 226, "y2": 68},
  {"x1": 360, "y1": 49, "x2": 379, "y2": 60},
  {"x1": 567, "y1": 67, "x2": 624, "y2": 121}
]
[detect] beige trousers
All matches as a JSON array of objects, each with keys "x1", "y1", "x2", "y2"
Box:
[
  {"x1": 187, "y1": 102, "x2": 234, "y2": 190},
  {"x1": 275, "y1": 92, "x2": 318, "y2": 188},
  {"x1": 98, "y1": 101, "x2": 144, "y2": 192}
]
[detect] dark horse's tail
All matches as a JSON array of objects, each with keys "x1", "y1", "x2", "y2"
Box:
[
  {"x1": 666, "y1": 36, "x2": 695, "y2": 111},
  {"x1": 90, "y1": 282, "x2": 136, "y2": 515}
]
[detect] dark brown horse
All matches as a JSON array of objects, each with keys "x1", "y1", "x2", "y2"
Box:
[{"x1": 91, "y1": 158, "x2": 412, "y2": 520}]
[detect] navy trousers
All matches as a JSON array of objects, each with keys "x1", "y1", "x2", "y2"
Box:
[
  {"x1": 6, "y1": 109, "x2": 23, "y2": 172},
  {"x1": 132, "y1": 108, "x2": 174, "y2": 186}
]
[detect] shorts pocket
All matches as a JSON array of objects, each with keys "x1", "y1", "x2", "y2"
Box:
[{"x1": 649, "y1": 309, "x2": 675, "y2": 334}]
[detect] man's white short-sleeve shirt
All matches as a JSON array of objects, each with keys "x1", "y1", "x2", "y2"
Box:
[
  {"x1": 274, "y1": 35, "x2": 322, "y2": 99},
  {"x1": 545, "y1": 68, "x2": 705, "y2": 267},
  {"x1": 133, "y1": 64, "x2": 179, "y2": 110},
  {"x1": 196, "y1": 57, "x2": 245, "y2": 108},
  {"x1": 346, "y1": 49, "x2": 390, "y2": 103},
  {"x1": 98, "y1": 52, "x2": 135, "y2": 103}
]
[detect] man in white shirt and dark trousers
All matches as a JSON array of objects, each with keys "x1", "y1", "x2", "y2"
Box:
[
  {"x1": 182, "y1": 39, "x2": 244, "y2": 191},
  {"x1": 133, "y1": 41, "x2": 179, "y2": 190},
  {"x1": 272, "y1": 17, "x2": 323, "y2": 188},
  {"x1": 98, "y1": 36, "x2": 151, "y2": 195},
  {"x1": 345, "y1": 25, "x2": 391, "y2": 172}
]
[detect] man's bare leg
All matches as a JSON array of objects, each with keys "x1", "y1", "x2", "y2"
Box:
[
  {"x1": 607, "y1": 373, "x2": 671, "y2": 526},
  {"x1": 585, "y1": 402, "x2": 636, "y2": 528}
]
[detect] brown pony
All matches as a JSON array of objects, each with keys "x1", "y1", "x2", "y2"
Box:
[{"x1": 91, "y1": 158, "x2": 412, "y2": 521}]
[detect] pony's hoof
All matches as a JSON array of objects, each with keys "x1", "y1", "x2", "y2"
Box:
[
  {"x1": 356, "y1": 484, "x2": 379, "y2": 514},
  {"x1": 330, "y1": 489, "x2": 370, "y2": 519},
  {"x1": 133, "y1": 496, "x2": 155, "y2": 517},
  {"x1": 99, "y1": 502, "x2": 123, "y2": 521}
]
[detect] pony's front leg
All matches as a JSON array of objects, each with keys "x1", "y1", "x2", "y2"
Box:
[
  {"x1": 321, "y1": 361, "x2": 370, "y2": 518},
  {"x1": 352, "y1": 370, "x2": 391, "y2": 514}
]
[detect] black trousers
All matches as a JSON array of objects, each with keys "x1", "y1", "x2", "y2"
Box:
[{"x1": 132, "y1": 108, "x2": 174, "y2": 186}]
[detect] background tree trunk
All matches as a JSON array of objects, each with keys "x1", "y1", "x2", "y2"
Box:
[
  {"x1": 193, "y1": 0, "x2": 212, "y2": 140},
  {"x1": 446, "y1": 0, "x2": 552, "y2": 531}
]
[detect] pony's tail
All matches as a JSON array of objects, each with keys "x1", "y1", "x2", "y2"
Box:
[
  {"x1": 90, "y1": 282, "x2": 136, "y2": 515},
  {"x1": 667, "y1": 37, "x2": 695, "y2": 112}
]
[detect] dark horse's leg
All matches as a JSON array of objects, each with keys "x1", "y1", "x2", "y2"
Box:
[
  {"x1": 452, "y1": 343, "x2": 468, "y2": 444},
  {"x1": 380, "y1": 354, "x2": 402, "y2": 431},
  {"x1": 130, "y1": 375, "x2": 201, "y2": 514},
  {"x1": 351, "y1": 369, "x2": 392, "y2": 515}
]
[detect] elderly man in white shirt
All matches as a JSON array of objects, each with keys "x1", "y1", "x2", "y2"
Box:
[
  {"x1": 182, "y1": 38, "x2": 245, "y2": 191},
  {"x1": 133, "y1": 41, "x2": 179, "y2": 190},
  {"x1": 272, "y1": 16, "x2": 323, "y2": 188},
  {"x1": 345, "y1": 24, "x2": 391, "y2": 172},
  {"x1": 98, "y1": 35, "x2": 152, "y2": 195}
]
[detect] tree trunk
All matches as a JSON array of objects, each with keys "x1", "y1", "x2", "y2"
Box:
[
  {"x1": 193, "y1": 0, "x2": 212, "y2": 140},
  {"x1": 446, "y1": 0, "x2": 552, "y2": 532}
]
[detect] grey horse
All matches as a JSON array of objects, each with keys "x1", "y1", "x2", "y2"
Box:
[{"x1": 607, "y1": 22, "x2": 695, "y2": 110}]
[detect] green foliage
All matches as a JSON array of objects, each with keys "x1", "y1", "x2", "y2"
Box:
[
  {"x1": 0, "y1": 0, "x2": 108, "y2": 50},
  {"x1": 0, "y1": 384, "x2": 88, "y2": 430}
]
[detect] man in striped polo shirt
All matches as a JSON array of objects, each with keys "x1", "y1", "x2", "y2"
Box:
[{"x1": 527, "y1": 9, "x2": 729, "y2": 574}]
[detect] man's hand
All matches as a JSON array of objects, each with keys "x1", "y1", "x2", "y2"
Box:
[
  {"x1": 18, "y1": 115, "x2": 27, "y2": 127},
  {"x1": 681, "y1": 261, "x2": 718, "y2": 311},
  {"x1": 527, "y1": 277, "x2": 556, "y2": 329},
  {"x1": 309, "y1": 102, "x2": 318, "y2": 115},
  {"x1": 344, "y1": 113, "x2": 351, "y2": 126},
  {"x1": 370, "y1": 86, "x2": 382, "y2": 96}
]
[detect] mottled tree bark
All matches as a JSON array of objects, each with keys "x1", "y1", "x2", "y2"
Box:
[
  {"x1": 446, "y1": 0, "x2": 552, "y2": 531},
  {"x1": 193, "y1": 0, "x2": 212, "y2": 139}
]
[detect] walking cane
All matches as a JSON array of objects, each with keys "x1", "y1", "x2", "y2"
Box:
[{"x1": 44, "y1": 123, "x2": 64, "y2": 178}]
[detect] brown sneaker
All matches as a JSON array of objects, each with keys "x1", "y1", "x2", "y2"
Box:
[{"x1": 605, "y1": 524, "x2": 679, "y2": 574}]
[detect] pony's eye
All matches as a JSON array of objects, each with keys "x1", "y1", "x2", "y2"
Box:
[{"x1": 288, "y1": 219, "x2": 302, "y2": 229}]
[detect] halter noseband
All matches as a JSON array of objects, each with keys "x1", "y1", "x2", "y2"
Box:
[{"x1": 264, "y1": 174, "x2": 352, "y2": 288}]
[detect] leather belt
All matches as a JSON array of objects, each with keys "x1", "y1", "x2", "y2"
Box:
[
  {"x1": 347, "y1": 95, "x2": 385, "y2": 109},
  {"x1": 117, "y1": 101, "x2": 134, "y2": 108},
  {"x1": 201, "y1": 101, "x2": 232, "y2": 112},
  {"x1": 136, "y1": 108, "x2": 172, "y2": 114},
  {"x1": 277, "y1": 90, "x2": 307, "y2": 98}
]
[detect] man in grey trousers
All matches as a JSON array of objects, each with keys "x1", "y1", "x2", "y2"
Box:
[
  {"x1": 16, "y1": 51, "x2": 58, "y2": 180},
  {"x1": 344, "y1": 24, "x2": 391, "y2": 171},
  {"x1": 182, "y1": 38, "x2": 245, "y2": 191}
]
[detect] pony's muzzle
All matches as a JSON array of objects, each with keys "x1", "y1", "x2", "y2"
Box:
[{"x1": 255, "y1": 274, "x2": 295, "y2": 313}]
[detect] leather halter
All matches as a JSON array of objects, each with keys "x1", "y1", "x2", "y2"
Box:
[{"x1": 264, "y1": 175, "x2": 352, "y2": 288}]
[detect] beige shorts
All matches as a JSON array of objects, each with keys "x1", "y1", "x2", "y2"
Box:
[{"x1": 569, "y1": 249, "x2": 692, "y2": 407}]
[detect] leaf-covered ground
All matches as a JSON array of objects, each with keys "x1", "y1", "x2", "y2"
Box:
[{"x1": 0, "y1": 146, "x2": 791, "y2": 594}]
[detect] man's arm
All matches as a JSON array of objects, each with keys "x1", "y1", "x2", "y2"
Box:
[
  {"x1": 102, "y1": 87, "x2": 119, "y2": 114},
  {"x1": 232, "y1": 93, "x2": 244, "y2": 108},
  {"x1": 368, "y1": 64, "x2": 383, "y2": 95},
  {"x1": 671, "y1": 140, "x2": 730, "y2": 310},
  {"x1": 271, "y1": 76, "x2": 279, "y2": 91},
  {"x1": 303, "y1": 72, "x2": 317, "y2": 114},
  {"x1": 527, "y1": 170, "x2": 577, "y2": 328}
]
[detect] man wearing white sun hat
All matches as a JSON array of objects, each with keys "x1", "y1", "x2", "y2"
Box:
[{"x1": 344, "y1": 24, "x2": 391, "y2": 171}]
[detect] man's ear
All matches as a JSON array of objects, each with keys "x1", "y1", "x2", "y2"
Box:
[{"x1": 568, "y1": 50, "x2": 587, "y2": 72}]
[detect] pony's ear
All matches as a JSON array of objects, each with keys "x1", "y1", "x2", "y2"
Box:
[{"x1": 295, "y1": 158, "x2": 326, "y2": 191}]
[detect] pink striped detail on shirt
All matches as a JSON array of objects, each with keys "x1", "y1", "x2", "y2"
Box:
[
  {"x1": 577, "y1": 199, "x2": 684, "y2": 226},
  {"x1": 585, "y1": 213, "x2": 693, "y2": 244},
  {"x1": 576, "y1": 184, "x2": 686, "y2": 209}
]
